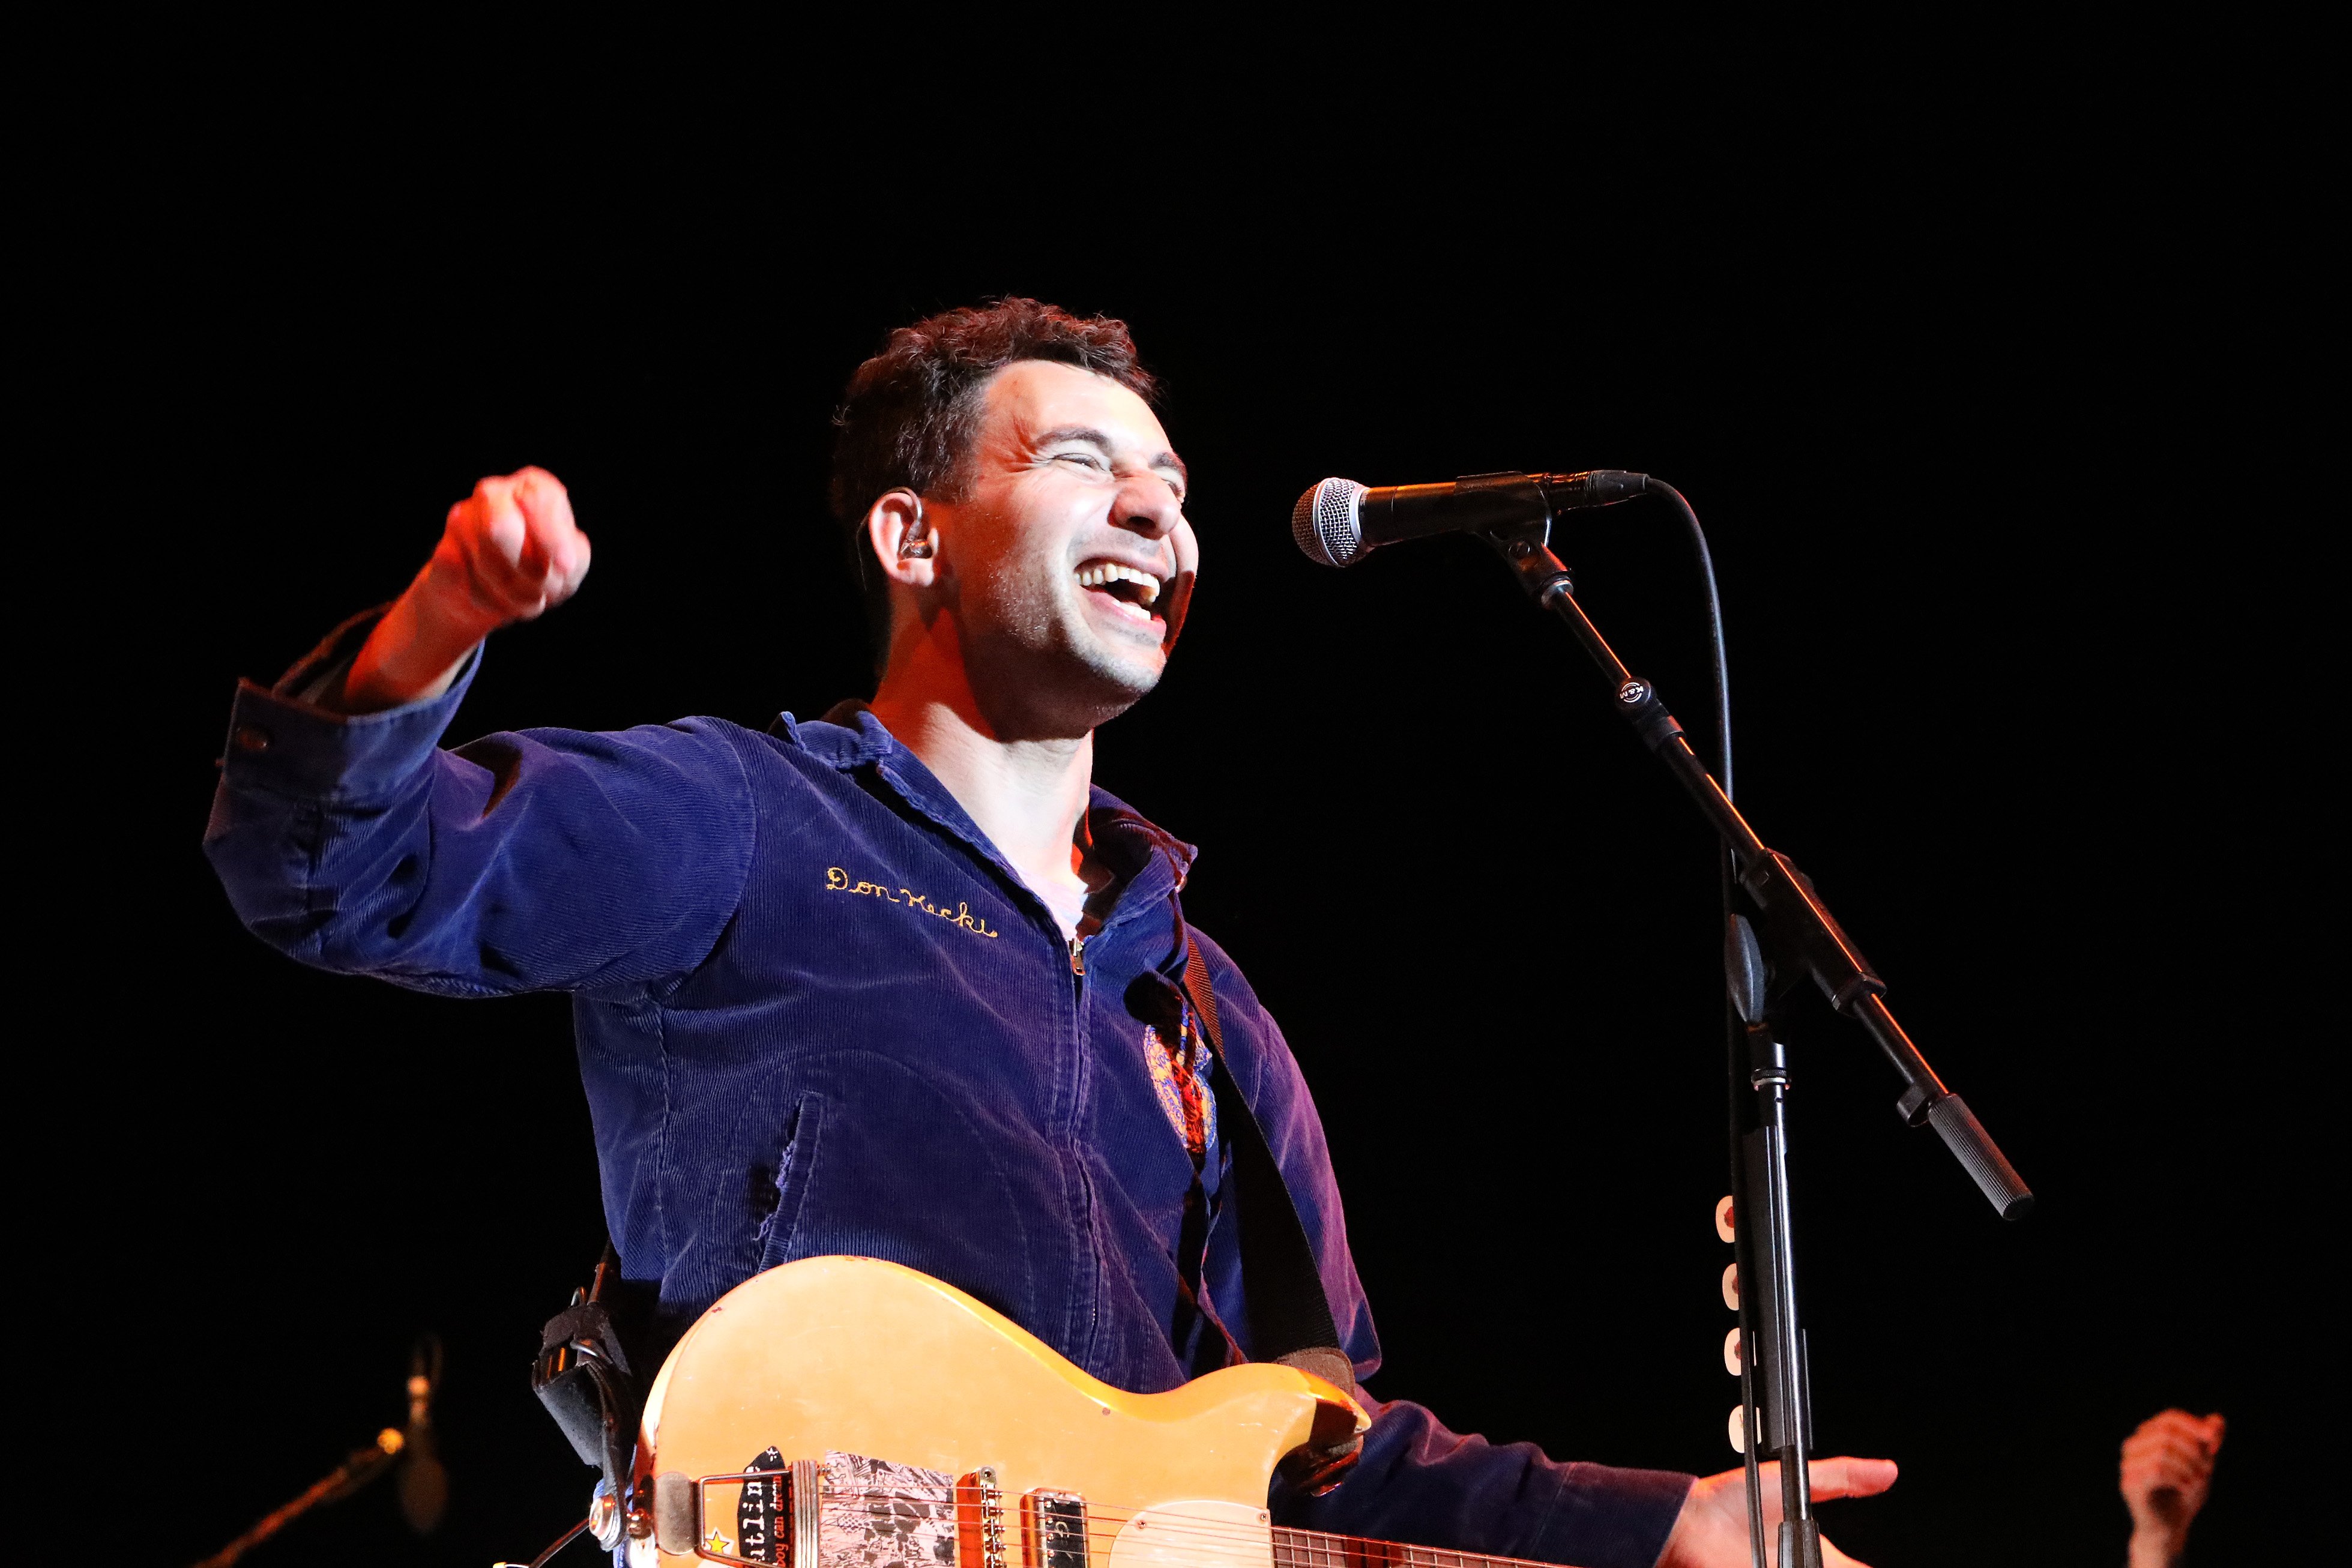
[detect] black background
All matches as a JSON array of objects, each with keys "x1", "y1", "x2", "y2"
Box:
[{"x1": 71, "y1": 68, "x2": 2321, "y2": 1568}]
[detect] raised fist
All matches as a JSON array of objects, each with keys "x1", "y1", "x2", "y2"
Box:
[
  {"x1": 424, "y1": 466, "x2": 594, "y2": 632},
  {"x1": 340, "y1": 467, "x2": 593, "y2": 713},
  {"x1": 2121, "y1": 1409, "x2": 2223, "y2": 1568}
]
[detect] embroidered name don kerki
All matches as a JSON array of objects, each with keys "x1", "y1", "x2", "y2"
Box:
[{"x1": 825, "y1": 867, "x2": 1000, "y2": 939}]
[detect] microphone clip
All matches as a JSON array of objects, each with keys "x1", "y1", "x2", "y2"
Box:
[{"x1": 1482, "y1": 514, "x2": 1574, "y2": 604}]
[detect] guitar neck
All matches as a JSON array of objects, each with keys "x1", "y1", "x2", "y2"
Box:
[{"x1": 1273, "y1": 1525, "x2": 1550, "y2": 1568}]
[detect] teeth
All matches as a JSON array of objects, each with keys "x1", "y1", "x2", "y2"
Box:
[{"x1": 1075, "y1": 561, "x2": 1162, "y2": 607}]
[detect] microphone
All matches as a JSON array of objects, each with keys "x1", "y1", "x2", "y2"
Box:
[{"x1": 1292, "y1": 470, "x2": 1650, "y2": 567}]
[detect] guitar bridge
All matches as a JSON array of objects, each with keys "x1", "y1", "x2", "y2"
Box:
[{"x1": 959, "y1": 1467, "x2": 1007, "y2": 1568}]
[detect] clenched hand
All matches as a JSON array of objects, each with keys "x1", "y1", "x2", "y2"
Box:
[
  {"x1": 2122, "y1": 1410, "x2": 2222, "y2": 1568},
  {"x1": 341, "y1": 468, "x2": 592, "y2": 712}
]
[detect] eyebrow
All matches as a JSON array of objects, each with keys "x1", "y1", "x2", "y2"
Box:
[{"x1": 1036, "y1": 425, "x2": 1189, "y2": 489}]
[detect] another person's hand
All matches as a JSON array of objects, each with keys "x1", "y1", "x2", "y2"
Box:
[
  {"x1": 341, "y1": 467, "x2": 593, "y2": 712},
  {"x1": 1657, "y1": 1455, "x2": 1898, "y2": 1567},
  {"x1": 2121, "y1": 1409, "x2": 2223, "y2": 1568}
]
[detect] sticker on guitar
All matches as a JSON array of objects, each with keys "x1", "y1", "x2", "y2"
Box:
[{"x1": 717, "y1": 1450, "x2": 958, "y2": 1568}]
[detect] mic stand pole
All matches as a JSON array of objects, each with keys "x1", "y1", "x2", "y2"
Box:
[
  {"x1": 1479, "y1": 514, "x2": 2034, "y2": 1568},
  {"x1": 191, "y1": 1428, "x2": 407, "y2": 1568}
]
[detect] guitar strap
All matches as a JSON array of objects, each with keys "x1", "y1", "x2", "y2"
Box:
[
  {"x1": 1175, "y1": 925, "x2": 1360, "y2": 1406},
  {"x1": 532, "y1": 1242, "x2": 642, "y2": 1503}
]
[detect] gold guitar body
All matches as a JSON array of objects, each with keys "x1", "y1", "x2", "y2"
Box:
[{"x1": 631, "y1": 1255, "x2": 1369, "y2": 1568}]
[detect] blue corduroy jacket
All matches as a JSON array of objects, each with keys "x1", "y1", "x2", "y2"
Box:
[{"x1": 203, "y1": 617, "x2": 1692, "y2": 1567}]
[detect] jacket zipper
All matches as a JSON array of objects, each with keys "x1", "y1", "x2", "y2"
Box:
[{"x1": 1063, "y1": 925, "x2": 1099, "y2": 1364}]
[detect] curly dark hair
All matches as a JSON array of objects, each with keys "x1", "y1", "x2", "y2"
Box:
[{"x1": 830, "y1": 297, "x2": 1158, "y2": 671}]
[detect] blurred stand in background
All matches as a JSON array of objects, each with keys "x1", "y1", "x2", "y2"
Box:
[{"x1": 191, "y1": 1337, "x2": 445, "y2": 1568}]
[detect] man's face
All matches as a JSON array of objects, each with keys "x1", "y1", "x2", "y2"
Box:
[{"x1": 927, "y1": 360, "x2": 1197, "y2": 731}]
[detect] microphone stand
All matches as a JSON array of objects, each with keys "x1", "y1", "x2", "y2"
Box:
[
  {"x1": 191, "y1": 1429, "x2": 408, "y2": 1568},
  {"x1": 1478, "y1": 509, "x2": 2033, "y2": 1568}
]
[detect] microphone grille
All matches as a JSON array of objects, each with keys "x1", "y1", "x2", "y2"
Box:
[{"x1": 1292, "y1": 478, "x2": 1367, "y2": 567}]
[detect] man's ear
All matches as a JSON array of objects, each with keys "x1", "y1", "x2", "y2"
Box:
[{"x1": 864, "y1": 489, "x2": 939, "y2": 590}]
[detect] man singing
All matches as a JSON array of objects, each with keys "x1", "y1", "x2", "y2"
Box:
[{"x1": 207, "y1": 298, "x2": 1892, "y2": 1566}]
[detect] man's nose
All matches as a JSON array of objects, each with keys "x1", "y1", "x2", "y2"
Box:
[{"x1": 1113, "y1": 473, "x2": 1183, "y2": 538}]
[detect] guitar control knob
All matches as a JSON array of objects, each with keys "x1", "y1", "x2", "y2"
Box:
[
  {"x1": 1715, "y1": 1196, "x2": 1735, "y2": 1243},
  {"x1": 1723, "y1": 1327, "x2": 1742, "y2": 1376},
  {"x1": 1721, "y1": 1263, "x2": 1739, "y2": 1312}
]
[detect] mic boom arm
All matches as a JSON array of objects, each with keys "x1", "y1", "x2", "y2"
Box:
[
  {"x1": 1484, "y1": 504, "x2": 2033, "y2": 1219},
  {"x1": 1474, "y1": 492, "x2": 2029, "y2": 1568}
]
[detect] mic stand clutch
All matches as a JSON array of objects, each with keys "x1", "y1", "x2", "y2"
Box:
[{"x1": 1478, "y1": 510, "x2": 2033, "y2": 1568}]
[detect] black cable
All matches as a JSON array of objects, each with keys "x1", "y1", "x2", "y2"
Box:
[
  {"x1": 535, "y1": 1519, "x2": 590, "y2": 1566},
  {"x1": 1644, "y1": 479, "x2": 1731, "y2": 797},
  {"x1": 1642, "y1": 478, "x2": 1764, "y2": 1568},
  {"x1": 493, "y1": 1518, "x2": 588, "y2": 1568}
]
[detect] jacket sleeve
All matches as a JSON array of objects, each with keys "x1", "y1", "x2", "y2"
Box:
[
  {"x1": 1189, "y1": 932, "x2": 1694, "y2": 1568},
  {"x1": 203, "y1": 613, "x2": 758, "y2": 997},
  {"x1": 1279, "y1": 1398, "x2": 1693, "y2": 1568}
]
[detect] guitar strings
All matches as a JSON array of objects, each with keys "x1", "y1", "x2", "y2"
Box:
[
  {"x1": 739, "y1": 1484, "x2": 1522, "y2": 1563},
  {"x1": 719, "y1": 1486, "x2": 1541, "y2": 1567},
  {"x1": 797, "y1": 1483, "x2": 1501, "y2": 1553},
  {"x1": 736, "y1": 1483, "x2": 1305, "y2": 1548}
]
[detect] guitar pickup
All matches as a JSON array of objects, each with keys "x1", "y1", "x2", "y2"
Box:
[{"x1": 1022, "y1": 1491, "x2": 1088, "y2": 1568}]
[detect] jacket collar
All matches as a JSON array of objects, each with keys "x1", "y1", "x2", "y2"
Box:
[{"x1": 773, "y1": 705, "x2": 1197, "y2": 935}]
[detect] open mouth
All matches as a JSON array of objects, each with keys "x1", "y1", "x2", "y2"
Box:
[{"x1": 1075, "y1": 560, "x2": 1166, "y2": 626}]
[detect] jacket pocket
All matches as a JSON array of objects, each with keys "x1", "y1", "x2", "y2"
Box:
[{"x1": 755, "y1": 1091, "x2": 826, "y2": 1274}]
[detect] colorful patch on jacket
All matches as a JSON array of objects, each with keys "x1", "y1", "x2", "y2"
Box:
[{"x1": 1143, "y1": 1009, "x2": 1217, "y2": 1168}]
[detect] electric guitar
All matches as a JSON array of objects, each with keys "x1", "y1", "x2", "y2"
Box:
[{"x1": 617, "y1": 1255, "x2": 1580, "y2": 1568}]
